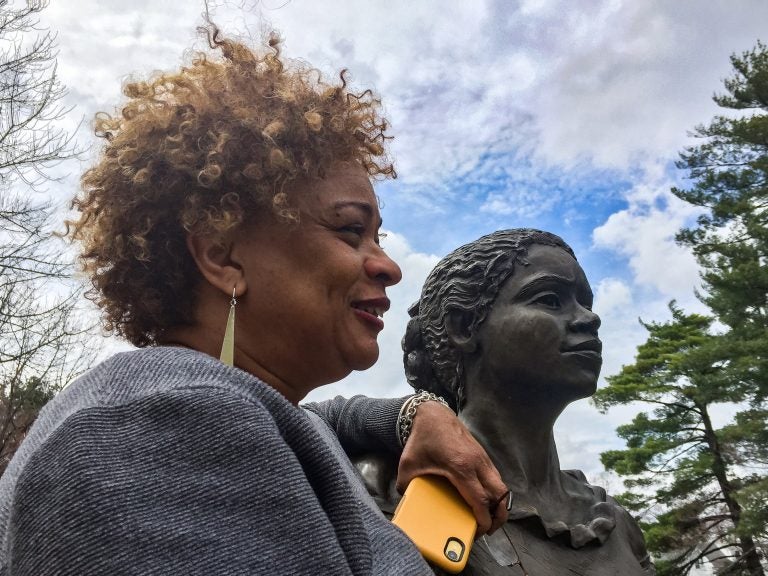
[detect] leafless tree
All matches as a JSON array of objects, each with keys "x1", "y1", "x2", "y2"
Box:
[
  {"x1": 0, "y1": 0, "x2": 95, "y2": 474},
  {"x1": 1, "y1": 0, "x2": 77, "y2": 189}
]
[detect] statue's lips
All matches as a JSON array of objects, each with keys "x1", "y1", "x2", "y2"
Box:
[{"x1": 561, "y1": 339, "x2": 602, "y2": 357}]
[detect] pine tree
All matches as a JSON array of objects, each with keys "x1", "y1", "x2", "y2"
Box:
[
  {"x1": 595, "y1": 41, "x2": 768, "y2": 576},
  {"x1": 673, "y1": 41, "x2": 768, "y2": 394},
  {"x1": 594, "y1": 305, "x2": 766, "y2": 575}
]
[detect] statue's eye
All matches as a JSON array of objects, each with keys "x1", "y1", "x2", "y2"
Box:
[{"x1": 534, "y1": 294, "x2": 561, "y2": 309}]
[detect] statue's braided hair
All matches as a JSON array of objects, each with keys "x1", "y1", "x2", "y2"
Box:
[{"x1": 402, "y1": 229, "x2": 575, "y2": 411}]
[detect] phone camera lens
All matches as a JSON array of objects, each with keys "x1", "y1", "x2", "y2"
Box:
[{"x1": 444, "y1": 537, "x2": 465, "y2": 563}]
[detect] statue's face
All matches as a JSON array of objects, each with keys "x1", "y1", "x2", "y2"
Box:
[{"x1": 472, "y1": 244, "x2": 602, "y2": 404}]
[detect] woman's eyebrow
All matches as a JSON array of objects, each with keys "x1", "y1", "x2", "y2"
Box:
[
  {"x1": 515, "y1": 273, "x2": 574, "y2": 299},
  {"x1": 333, "y1": 200, "x2": 374, "y2": 216}
]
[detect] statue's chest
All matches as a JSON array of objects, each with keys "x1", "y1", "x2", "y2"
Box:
[{"x1": 452, "y1": 522, "x2": 647, "y2": 576}]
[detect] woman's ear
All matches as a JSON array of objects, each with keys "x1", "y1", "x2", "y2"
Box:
[
  {"x1": 445, "y1": 310, "x2": 477, "y2": 353},
  {"x1": 186, "y1": 233, "x2": 244, "y2": 297}
]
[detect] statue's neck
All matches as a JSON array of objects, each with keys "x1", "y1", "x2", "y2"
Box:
[
  {"x1": 459, "y1": 367, "x2": 572, "y2": 498},
  {"x1": 461, "y1": 394, "x2": 605, "y2": 529},
  {"x1": 459, "y1": 369, "x2": 613, "y2": 533},
  {"x1": 460, "y1": 399, "x2": 563, "y2": 494}
]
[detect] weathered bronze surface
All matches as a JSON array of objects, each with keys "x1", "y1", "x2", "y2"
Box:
[{"x1": 357, "y1": 229, "x2": 655, "y2": 576}]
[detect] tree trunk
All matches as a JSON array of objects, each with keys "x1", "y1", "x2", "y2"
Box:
[{"x1": 699, "y1": 404, "x2": 765, "y2": 575}]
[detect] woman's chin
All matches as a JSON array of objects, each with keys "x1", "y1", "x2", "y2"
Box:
[
  {"x1": 357, "y1": 351, "x2": 380, "y2": 372},
  {"x1": 346, "y1": 343, "x2": 381, "y2": 373}
]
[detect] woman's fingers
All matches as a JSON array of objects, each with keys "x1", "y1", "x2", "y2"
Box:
[
  {"x1": 450, "y1": 475, "x2": 496, "y2": 536},
  {"x1": 462, "y1": 459, "x2": 509, "y2": 535},
  {"x1": 395, "y1": 400, "x2": 509, "y2": 535}
]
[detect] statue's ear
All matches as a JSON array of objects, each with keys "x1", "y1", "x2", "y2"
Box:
[{"x1": 445, "y1": 310, "x2": 477, "y2": 353}]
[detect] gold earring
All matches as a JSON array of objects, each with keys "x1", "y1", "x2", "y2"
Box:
[{"x1": 220, "y1": 287, "x2": 236, "y2": 366}]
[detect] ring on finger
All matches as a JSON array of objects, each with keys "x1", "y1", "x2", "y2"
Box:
[{"x1": 494, "y1": 490, "x2": 513, "y2": 512}]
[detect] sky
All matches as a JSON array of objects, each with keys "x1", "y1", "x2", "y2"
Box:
[{"x1": 31, "y1": 0, "x2": 768, "y2": 481}]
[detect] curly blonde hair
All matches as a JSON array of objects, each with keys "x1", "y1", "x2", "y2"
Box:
[{"x1": 67, "y1": 24, "x2": 395, "y2": 347}]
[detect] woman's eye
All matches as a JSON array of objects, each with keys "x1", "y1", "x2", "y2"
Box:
[
  {"x1": 534, "y1": 294, "x2": 561, "y2": 308},
  {"x1": 338, "y1": 224, "x2": 365, "y2": 245}
]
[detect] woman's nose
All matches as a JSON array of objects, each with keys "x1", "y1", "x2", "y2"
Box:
[{"x1": 364, "y1": 247, "x2": 402, "y2": 287}]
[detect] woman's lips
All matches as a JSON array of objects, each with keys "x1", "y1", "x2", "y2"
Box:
[
  {"x1": 353, "y1": 308, "x2": 385, "y2": 331},
  {"x1": 351, "y1": 297, "x2": 390, "y2": 332}
]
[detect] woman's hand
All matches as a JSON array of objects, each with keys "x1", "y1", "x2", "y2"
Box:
[{"x1": 396, "y1": 400, "x2": 509, "y2": 535}]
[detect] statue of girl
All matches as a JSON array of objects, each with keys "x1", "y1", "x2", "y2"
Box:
[{"x1": 361, "y1": 229, "x2": 655, "y2": 575}]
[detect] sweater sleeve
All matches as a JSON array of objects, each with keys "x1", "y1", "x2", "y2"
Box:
[
  {"x1": 302, "y1": 395, "x2": 407, "y2": 456},
  {"x1": 7, "y1": 387, "x2": 354, "y2": 576}
]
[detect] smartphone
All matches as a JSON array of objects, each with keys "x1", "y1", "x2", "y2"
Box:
[{"x1": 392, "y1": 475, "x2": 477, "y2": 573}]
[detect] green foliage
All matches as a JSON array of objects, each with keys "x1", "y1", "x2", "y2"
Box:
[
  {"x1": 11, "y1": 376, "x2": 56, "y2": 411},
  {"x1": 673, "y1": 42, "x2": 768, "y2": 350},
  {"x1": 720, "y1": 410, "x2": 768, "y2": 465},
  {"x1": 0, "y1": 376, "x2": 59, "y2": 473},
  {"x1": 612, "y1": 490, "x2": 652, "y2": 513},
  {"x1": 596, "y1": 41, "x2": 768, "y2": 575},
  {"x1": 593, "y1": 305, "x2": 763, "y2": 573},
  {"x1": 737, "y1": 477, "x2": 768, "y2": 541}
]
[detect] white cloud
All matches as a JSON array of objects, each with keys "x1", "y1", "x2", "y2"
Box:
[
  {"x1": 594, "y1": 277, "x2": 632, "y2": 316},
  {"x1": 587, "y1": 171, "x2": 711, "y2": 436},
  {"x1": 554, "y1": 401, "x2": 622, "y2": 477},
  {"x1": 42, "y1": 0, "x2": 768, "y2": 219},
  {"x1": 592, "y1": 174, "x2": 703, "y2": 299},
  {"x1": 478, "y1": 177, "x2": 560, "y2": 219},
  {"x1": 480, "y1": 193, "x2": 515, "y2": 216},
  {"x1": 43, "y1": 0, "x2": 768, "y2": 182},
  {"x1": 593, "y1": 280, "x2": 653, "y2": 386},
  {"x1": 528, "y1": 0, "x2": 768, "y2": 169}
]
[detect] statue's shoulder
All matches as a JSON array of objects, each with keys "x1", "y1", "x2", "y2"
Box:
[
  {"x1": 562, "y1": 469, "x2": 655, "y2": 575},
  {"x1": 353, "y1": 452, "x2": 401, "y2": 517},
  {"x1": 608, "y1": 498, "x2": 656, "y2": 574}
]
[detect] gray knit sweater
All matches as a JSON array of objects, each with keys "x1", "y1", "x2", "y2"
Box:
[{"x1": 0, "y1": 346, "x2": 430, "y2": 575}]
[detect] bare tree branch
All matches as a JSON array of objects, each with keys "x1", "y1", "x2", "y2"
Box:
[{"x1": 0, "y1": 0, "x2": 96, "y2": 475}]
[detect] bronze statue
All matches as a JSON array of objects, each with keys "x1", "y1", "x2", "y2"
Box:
[{"x1": 358, "y1": 229, "x2": 655, "y2": 575}]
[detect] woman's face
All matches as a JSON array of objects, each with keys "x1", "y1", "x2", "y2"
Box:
[
  {"x1": 231, "y1": 162, "x2": 402, "y2": 397},
  {"x1": 470, "y1": 243, "x2": 601, "y2": 405}
]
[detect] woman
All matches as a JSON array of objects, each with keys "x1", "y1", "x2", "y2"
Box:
[
  {"x1": 0, "y1": 24, "x2": 509, "y2": 575},
  {"x1": 398, "y1": 229, "x2": 655, "y2": 575}
]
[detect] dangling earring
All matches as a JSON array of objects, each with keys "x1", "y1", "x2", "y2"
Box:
[{"x1": 220, "y1": 287, "x2": 236, "y2": 366}]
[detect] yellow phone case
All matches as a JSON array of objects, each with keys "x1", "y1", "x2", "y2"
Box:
[{"x1": 392, "y1": 475, "x2": 477, "y2": 573}]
